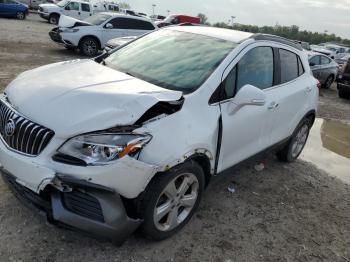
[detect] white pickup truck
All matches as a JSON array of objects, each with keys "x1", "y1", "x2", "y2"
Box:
[{"x1": 38, "y1": 0, "x2": 119, "y2": 24}]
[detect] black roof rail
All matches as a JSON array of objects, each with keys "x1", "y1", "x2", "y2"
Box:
[{"x1": 251, "y1": 34, "x2": 303, "y2": 51}]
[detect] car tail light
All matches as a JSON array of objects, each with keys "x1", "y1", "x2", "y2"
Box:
[{"x1": 316, "y1": 79, "x2": 321, "y2": 89}]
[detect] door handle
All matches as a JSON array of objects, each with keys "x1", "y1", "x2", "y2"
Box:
[{"x1": 268, "y1": 101, "x2": 279, "y2": 110}]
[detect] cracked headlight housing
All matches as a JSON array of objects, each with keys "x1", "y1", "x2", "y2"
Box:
[{"x1": 58, "y1": 133, "x2": 152, "y2": 166}]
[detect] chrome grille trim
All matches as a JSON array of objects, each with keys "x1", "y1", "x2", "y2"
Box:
[{"x1": 0, "y1": 97, "x2": 55, "y2": 156}]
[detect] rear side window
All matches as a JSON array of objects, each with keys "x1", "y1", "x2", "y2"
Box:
[
  {"x1": 236, "y1": 47, "x2": 274, "y2": 91},
  {"x1": 113, "y1": 18, "x2": 155, "y2": 30},
  {"x1": 279, "y1": 49, "x2": 299, "y2": 83},
  {"x1": 321, "y1": 56, "x2": 331, "y2": 65},
  {"x1": 81, "y1": 3, "x2": 90, "y2": 12}
]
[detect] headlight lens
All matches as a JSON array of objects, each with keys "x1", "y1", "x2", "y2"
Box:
[
  {"x1": 58, "y1": 133, "x2": 151, "y2": 165},
  {"x1": 61, "y1": 28, "x2": 79, "y2": 33}
]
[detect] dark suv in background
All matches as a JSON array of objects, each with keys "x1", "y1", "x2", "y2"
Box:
[{"x1": 337, "y1": 57, "x2": 350, "y2": 99}]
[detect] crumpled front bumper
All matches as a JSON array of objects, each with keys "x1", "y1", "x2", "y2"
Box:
[{"x1": 1, "y1": 170, "x2": 142, "y2": 245}]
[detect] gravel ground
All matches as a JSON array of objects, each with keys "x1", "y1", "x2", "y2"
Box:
[{"x1": 0, "y1": 14, "x2": 349, "y2": 262}]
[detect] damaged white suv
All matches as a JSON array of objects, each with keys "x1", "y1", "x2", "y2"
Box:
[{"x1": 0, "y1": 26, "x2": 318, "y2": 244}]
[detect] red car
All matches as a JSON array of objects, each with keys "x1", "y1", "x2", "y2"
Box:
[{"x1": 156, "y1": 14, "x2": 201, "y2": 28}]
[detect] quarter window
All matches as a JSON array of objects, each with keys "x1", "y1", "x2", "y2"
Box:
[
  {"x1": 298, "y1": 57, "x2": 305, "y2": 76},
  {"x1": 279, "y1": 49, "x2": 298, "y2": 83},
  {"x1": 236, "y1": 47, "x2": 274, "y2": 91}
]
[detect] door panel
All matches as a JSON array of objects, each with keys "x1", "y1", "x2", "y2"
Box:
[
  {"x1": 101, "y1": 18, "x2": 127, "y2": 45},
  {"x1": 63, "y1": 1, "x2": 80, "y2": 19}
]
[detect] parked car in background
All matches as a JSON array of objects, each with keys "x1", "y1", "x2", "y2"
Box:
[
  {"x1": 156, "y1": 14, "x2": 201, "y2": 28},
  {"x1": 18, "y1": 0, "x2": 44, "y2": 9},
  {"x1": 149, "y1": 14, "x2": 165, "y2": 21},
  {"x1": 38, "y1": 0, "x2": 118, "y2": 24},
  {"x1": 0, "y1": 0, "x2": 28, "y2": 19},
  {"x1": 104, "y1": 35, "x2": 137, "y2": 52},
  {"x1": 308, "y1": 52, "x2": 338, "y2": 88},
  {"x1": 49, "y1": 13, "x2": 157, "y2": 56},
  {"x1": 337, "y1": 57, "x2": 350, "y2": 99},
  {"x1": 335, "y1": 54, "x2": 350, "y2": 73},
  {"x1": 1, "y1": 27, "x2": 318, "y2": 244}
]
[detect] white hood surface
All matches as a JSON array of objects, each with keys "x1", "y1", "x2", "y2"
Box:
[
  {"x1": 5, "y1": 60, "x2": 182, "y2": 138},
  {"x1": 58, "y1": 15, "x2": 91, "y2": 28}
]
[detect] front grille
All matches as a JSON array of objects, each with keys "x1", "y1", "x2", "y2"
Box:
[
  {"x1": 0, "y1": 99, "x2": 54, "y2": 156},
  {"x1": 62, "y1": 190, "x2": 105, "y2": 223}
]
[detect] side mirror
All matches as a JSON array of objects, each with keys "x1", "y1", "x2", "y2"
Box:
[
  {"x1": 105, "y1": 23, "x2": 113, "y2": 29},
  {"x1": 227, "y1": 84, "x2": 266, "y2": 115},
  {"x1": 309, "y1": 62, "x2": 315, "y2": 67}
]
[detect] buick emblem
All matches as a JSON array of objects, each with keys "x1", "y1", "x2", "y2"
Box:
[{"x1": 4, "y1": 119, "x2": 16, "y2": 137}]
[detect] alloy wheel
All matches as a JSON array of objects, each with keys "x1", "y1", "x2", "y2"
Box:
[
  {"x1": 291, "y1": 124, "x2": 309, "y2": 158},
  {"x1": 17, "y1": 12, "x2": 24, "y2": 20},
  {"x1": 83, "y1": 40, "x2": 97, "y2": 56},
  {"x1": 153, "y1": 173, "x2": 199, "y2": 232}
]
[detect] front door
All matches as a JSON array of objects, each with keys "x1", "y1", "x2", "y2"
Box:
[
  {"x1": 218, "y1": 46, "x2": 276, "y2": 172},
  {"x1": 102, "y1": 17, "x2": 127, "y2": 45},
  {"x1": 80, "y1": 3, "x2": 92, "y2": 20}
]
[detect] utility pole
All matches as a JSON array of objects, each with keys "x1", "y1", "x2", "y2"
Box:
[
  {"x1": 231, "y1": 16, "x2": 236, "y2": 27},
  {"x1": 152, "y1": 4, "x2": 156, "y2": 16},
  {"x1": 167, "y1": 10, "x2": 170, "y2": 16}
]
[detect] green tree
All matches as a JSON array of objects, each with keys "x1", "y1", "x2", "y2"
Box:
[{"x1": 197, "y1": 13, "x2": 209, "y2": 25}]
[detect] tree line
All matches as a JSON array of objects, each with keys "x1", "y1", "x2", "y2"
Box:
[{"x1": 197, "y1": 13, "x2": 350, "y2": 46}]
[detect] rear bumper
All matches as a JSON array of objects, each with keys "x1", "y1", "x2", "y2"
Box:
[{"x1": 1, "y1": 170, "x2": 142, "y2": 245}]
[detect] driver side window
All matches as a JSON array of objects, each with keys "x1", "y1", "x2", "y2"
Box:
[{"x1": 65, "y1": 2, "x2": 79, "y2": 11}]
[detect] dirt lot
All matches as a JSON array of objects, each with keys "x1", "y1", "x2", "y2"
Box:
[{"x1": 0, "y1": 14, "x2": 349, "y2": 262}]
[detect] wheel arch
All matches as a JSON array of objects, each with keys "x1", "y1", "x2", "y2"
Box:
[
  {"x1": 304, "y1": 109, "x2": 316, "y2": 126},
  {"x1": 79, "y1": 35, "x2": 102, "y2": 50}
]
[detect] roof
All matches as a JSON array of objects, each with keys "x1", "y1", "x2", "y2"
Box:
[
  {"x1": 168, "y1": 26, "x2": 302, "y2": 50},
  {"x1": 168, "y1": 26, "x2": 253, "y2": 43}
]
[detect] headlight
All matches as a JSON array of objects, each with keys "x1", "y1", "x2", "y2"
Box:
[
  {"x1": 58, "y1": 133, "x2": 152, "y2": 165},
  {"x1": 61, "y1": 28, "x2": 79, "y2": 33}
]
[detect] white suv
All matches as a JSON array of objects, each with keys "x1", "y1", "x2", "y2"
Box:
[
  {"x1": 0, "y1": 26, "x2": 318, "y2": 244},
  {"x1": 49, "y1": 13, "x2": 157, "y2": 56}
]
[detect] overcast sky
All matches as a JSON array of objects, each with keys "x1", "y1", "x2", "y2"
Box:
[{"x1": 121, "y1": 0, "x2": 350, "y2": 39}]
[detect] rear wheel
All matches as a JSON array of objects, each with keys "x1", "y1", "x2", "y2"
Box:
[
  {"x1": 138, "y1": 161, "x2": 205, "y2": 240},
  {"x1": 324, "y1": 75, "x2": 334, "y2": 89},
  {"x1": 277, "y1": 118, "x2": 311, "y2": 162},
  {"x1": 16, "y1": 12, "x2": 25, "y2": 20},
  {"x1": 49, "y1": 14, "x2": 59, "y2": 25},
  {"x1": 338, "y1": 90, "x2": 349, "y2": 99},
  {"x1": 79, "y1": 37, "x2": 99, "y2": 57}
]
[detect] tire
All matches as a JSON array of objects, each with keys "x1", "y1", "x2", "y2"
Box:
[
  {"x1": 79, "y1": 37, "x2": 99, "y2": 57},
  {"x1": 338, "y1": 90, "x2": 349, "y2": 99},
  {"x1": 49, "y1": 14, "x2": 59, "y2": 25},
  {"x1": 138, "y1": 161, "x2": 205, "y2": 240},
  {"x1": 323, "y1": 75, "x2": 334, "y2": 89},
  {"x1": 277, "y1": 118, "x2": 311, "y2": 162},
  {"x1": 16, "y1": 12, "x2": 25, "y2": 20}
]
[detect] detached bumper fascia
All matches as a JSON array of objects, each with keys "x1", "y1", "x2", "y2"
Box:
[{"x1": 1, "y1": 170, "x2": 142, "y2": 245}]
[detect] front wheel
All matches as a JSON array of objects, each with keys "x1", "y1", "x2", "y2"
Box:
[
  {"x1": 138, "y1": 161, "x2": 205, "y2": 240},
  {"x1": 49, "y1": 14, "x2": 59, "y2": 25},
  {"x1": 277, "y1": 118, "x2": 311, "y2": 162},
  {"x1": 79, "y1": 37, "x2": 99, "y2": 57},
  {"x1": 16, "y1": 12, "x2": 25, "y2": 20}
]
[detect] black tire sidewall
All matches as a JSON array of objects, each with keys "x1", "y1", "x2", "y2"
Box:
[
  {"x1": 17, "y1": 12, "x2": 25, "y2": 20},
  {"x1": 285, "y1": 118, "x2": 311, "y2": 162},
  {"x1": 140, "y1": 161, "x2": 205, "y2": 240},
  {"x1": 324, "y1": 75, "x2": 334, "y2": 89},
  {"x1": 49, "y1": 14, "x2": 59, "y2": 25}
]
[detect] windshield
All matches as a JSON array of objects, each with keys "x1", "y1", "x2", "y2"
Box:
[
  {"x1": 104, "y1": 29, "x2": 236, "y2": 93},
  {"x1": 84, "y1": 13, "x2": 112, "y2": 25},
  {"x1": 56, "y1": 0, "x2": 68, "y2": 7}
]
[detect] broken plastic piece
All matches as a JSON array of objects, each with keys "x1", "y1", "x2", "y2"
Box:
[
  {"x1": 254, "y1": 162, "x2": 265, "y2": 172},
  {"x1": 227, "y1": 182, "x2": 236, "y2": 193}
]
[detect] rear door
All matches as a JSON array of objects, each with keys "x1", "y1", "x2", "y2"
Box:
[
  {"x1": 309, "y1": 55, "x2": 322, "y2": 80},
  {"x1": 319, "y1": 55, "x2": 334, "y2": 82},
  {"x1": 267, "y1": 48, "x2": 311, "y2": 145},
  {"x1": 80, "y1": 3, "x2": 92, "y2": 19}
]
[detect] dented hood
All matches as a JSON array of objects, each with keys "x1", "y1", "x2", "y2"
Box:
[
  {"x1": 58, "y1": 15, "x2": 92, "y2": 28},
  {"x1": 5, "y1": 59, "x2": 182, "y2": 138}
]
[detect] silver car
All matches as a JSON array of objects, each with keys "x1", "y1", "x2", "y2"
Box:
[{"x1": 308, "y1": 52, "x2": 338, "y2": 88}]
